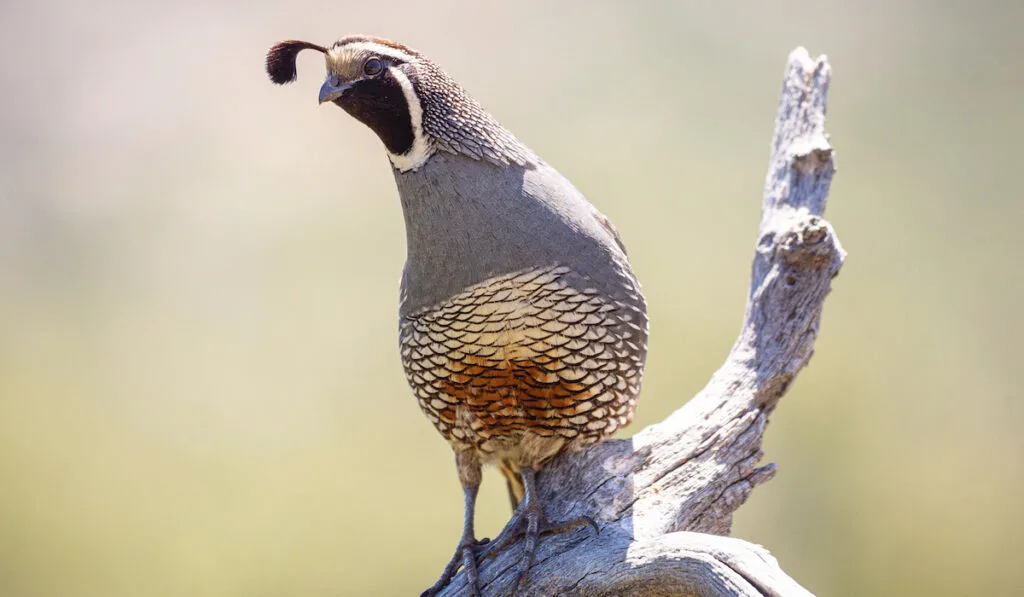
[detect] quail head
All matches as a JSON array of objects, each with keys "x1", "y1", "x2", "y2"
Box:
[{"x1": 266, "y1": 35, "x2": 648, "y2": 596}]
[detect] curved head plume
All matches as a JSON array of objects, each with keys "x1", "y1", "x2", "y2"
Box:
[{"x1": 266, "y1": 40, "x2": 329, "y2": 84}]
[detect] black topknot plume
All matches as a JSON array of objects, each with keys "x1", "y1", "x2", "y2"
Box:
[{"x1": 266, "y1": 40, "x2": 328, "y2": 85}]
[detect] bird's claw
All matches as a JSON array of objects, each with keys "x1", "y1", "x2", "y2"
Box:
[
  {"x1": 478, "y1": 513, "x2": 597, "y2": 562},
  {"x1": 420, "y1": 536, "x2": 489, "y2": 597},
  {"x1": 477, "y1": 508, "x2": 598, "y2": 596}
]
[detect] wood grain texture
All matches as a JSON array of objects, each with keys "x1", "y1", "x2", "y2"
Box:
[{"x1": 435, "y1": 47, "x2": 842, "y2": 597}]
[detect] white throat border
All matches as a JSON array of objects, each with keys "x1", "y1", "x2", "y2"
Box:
[{"x1": 386, "y1": 65, "x2": 433, "y2": 172}]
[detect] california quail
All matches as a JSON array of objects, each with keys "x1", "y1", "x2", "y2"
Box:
[{"x1": 266, "y1": 36, "x2": 648, "y2": 596}]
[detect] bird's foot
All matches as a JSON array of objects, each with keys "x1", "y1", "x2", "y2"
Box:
[
  {"x1": 420, "y1": 535, "x2": 490, "y2": 597},
  {"x1": 477, "y1": 504, "x2": 598, "y2": 595}
]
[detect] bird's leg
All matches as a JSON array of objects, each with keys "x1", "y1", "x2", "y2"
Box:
[
  {"x1": 476, "y1": 467, "x2": 598, "y2": 594},
  {"x1": 421, "y1": 451, "x2": 488, "y2": 597}
]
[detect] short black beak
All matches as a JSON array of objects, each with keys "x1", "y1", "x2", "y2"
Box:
[{"x1": 318, "y1": 76, "x2": 350, "y2": 104}]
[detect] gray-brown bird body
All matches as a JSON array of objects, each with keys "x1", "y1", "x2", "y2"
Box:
[
  {"x1": 266, "y1": 34, "x2": 648, "y2": 594},
  {"x1": 396, "y1": 152, "x2": 646, "y2": 475}
]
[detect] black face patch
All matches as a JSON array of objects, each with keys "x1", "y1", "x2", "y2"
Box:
[{"x1": 335, "y1": 71, "x2": 415, "y2": 155}]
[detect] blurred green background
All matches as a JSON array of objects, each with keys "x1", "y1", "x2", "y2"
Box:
[{"x1": 1, "y1": 0, "x2": 1022, "y2": 595}]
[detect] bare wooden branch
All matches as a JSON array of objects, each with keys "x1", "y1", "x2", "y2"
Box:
[{"x1": 439, "y1": 47, "x2": 842, "y2": 597}]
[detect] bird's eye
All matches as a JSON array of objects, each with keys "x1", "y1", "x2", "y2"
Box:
[{"x1": 363, "y1": 58, "x2": 384, "y2": 77}]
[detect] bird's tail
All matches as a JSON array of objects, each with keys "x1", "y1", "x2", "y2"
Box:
[{"x1": 498, "y1": 459, "x2": 524, "y2": 511}]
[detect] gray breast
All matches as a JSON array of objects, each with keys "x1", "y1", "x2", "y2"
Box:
[{"x1": 394, "y1": 153, "x2": 638, "y2": 315}]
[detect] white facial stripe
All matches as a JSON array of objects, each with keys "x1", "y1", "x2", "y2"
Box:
[
  {"x1": 386, "y1": 65, "x2": 432, "y2": 172},
  {"x1": 330, "y1": 41, "x2": 417, "y2": 65}
]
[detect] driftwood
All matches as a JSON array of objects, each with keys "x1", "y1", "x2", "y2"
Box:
[{"x1": 439, "y1": 47, "x2": 842, "y2": 597}]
